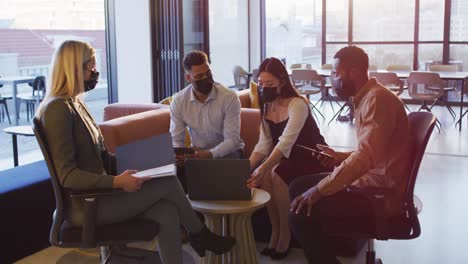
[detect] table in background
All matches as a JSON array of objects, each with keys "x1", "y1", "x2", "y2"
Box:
[
  {"x1": 0, "y1": 76, "x2": 36, "y2": 125},
  {"x1": 3, "y1": 125, "x2": 35, "y2": 167},
  {"x1": 316, "y1": 69, "x2": 468, "y2": 131},
  {"x1": 189, "y1": 188, "x2": 270, "y2": 264}
]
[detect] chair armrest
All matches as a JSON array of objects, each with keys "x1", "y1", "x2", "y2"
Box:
[
  {"x1": 68, "y1": 189, "x2": 123, "y2": 200},
  {"x1": 66, "y1": 189, "x2": 123, "y2": 247},
  {"x1": 346, "y1": 186, "x2": 390, "y2": 239},
  {"x1": 349, "y1": 186, "x2": 391, "y2": 197}
]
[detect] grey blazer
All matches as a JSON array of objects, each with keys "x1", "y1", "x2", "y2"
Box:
[{"x1": 40, "y1": 98, "x2": 115, "y2": 190}]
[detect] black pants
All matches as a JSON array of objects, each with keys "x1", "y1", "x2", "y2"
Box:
[{"x1": 288, "y1": 174, "x2": 375, "y2": 264}]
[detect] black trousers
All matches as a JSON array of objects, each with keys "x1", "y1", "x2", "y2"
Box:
[{"x1": 288, "y1": 174, "x2": 375, "y2": 264}]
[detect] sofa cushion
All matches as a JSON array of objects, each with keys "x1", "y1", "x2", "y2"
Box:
[
  {"x1": 240, "y1": 108, "x2": 261, "y2": 157},
  {"x1": 0, "y1": 161, "x2": 55, "y2": 263},
  {"x1": 249, "y1": 81, "x2": 261, "y2": 109},
  {"x1": 0, "y1": 160, "x2": 50, "y2": 194},
  {"x1": 237, "y1": 89, "x2": 251, "y2": 108}
]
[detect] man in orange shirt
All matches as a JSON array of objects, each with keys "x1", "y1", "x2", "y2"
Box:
[{"x1": 289, "y1": 46, "x2": 410, "y2": 264}]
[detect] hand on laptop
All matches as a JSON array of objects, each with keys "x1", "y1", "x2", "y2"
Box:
[
  {"x1": 174, "y1": 147, "x2": 213, "y2": 165},
  {"x1": 175, "y1": 154, "x2": 186, "y2": 166},
  {"x1": 186, "y1": 147, "x2": 213, "y2": 160},
  {"x1": 246, "y1": 166, "x2": 266, "y2": 188}
]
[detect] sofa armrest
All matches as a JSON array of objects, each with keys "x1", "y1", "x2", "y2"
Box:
[
  {"x1": 240, "y1": 108, "x2": 261, "y2": 157},
  {"x1": 103, "y1": 103, "x2": 169, "y2": 122},
  {"x1": 99, "y1": 108, "x2": 171, "y2": 153}
]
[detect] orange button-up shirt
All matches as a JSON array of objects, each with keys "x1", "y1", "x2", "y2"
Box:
[{"x1": 317, "y1": 78, "x2": 411, "y2": 215}]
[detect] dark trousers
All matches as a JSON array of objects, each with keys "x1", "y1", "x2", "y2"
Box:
[{"x1": 289, "y1": 174, "x2": 375, "y2": 264}]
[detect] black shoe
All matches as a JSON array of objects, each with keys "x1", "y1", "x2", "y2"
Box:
[
  {"x1": 270, "y1": 246, "x2": 291, "y2": 260},
  {"x1": 188, "y1": 226, "x2": 235, "y2": 257},
  {"x1": 260, "y1": 247, "x2": 275, "y2": 256}
]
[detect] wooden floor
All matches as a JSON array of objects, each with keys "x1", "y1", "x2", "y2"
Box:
[{"x1": 15, "y1": 103, "x2": 468, "y2": 264}]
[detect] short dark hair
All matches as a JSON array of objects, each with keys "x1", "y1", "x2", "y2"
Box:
[
  {"x1": 183, "y1": 50, "x2": 208, "y2": 72},
  {"x1": 334, "y1": 46, "x2": 369, "y2": 72}
]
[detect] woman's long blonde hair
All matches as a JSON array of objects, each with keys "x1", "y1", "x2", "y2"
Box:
[{"x1": 37, "y1": 40, "x2": 95, "y2": 115}]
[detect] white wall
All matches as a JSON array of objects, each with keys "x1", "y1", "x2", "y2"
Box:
[{"x1": 114, "y1": 0, "x2": 153, "y2": 103}]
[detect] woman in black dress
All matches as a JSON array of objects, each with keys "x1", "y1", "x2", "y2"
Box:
[{"x1": 247, "y1": 58, "x2": 330, "y2": 260}]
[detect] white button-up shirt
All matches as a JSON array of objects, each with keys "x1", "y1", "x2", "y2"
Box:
[{"x1": 169, "y1": 83, "x2": 245, "y2": 158}]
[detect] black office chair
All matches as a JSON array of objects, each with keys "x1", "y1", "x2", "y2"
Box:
[
  {"x1": 328, "y1": 112, "x2": 436, "y2": 264},
  {"x1": 32, "y1": 117, "x2": 160, "y2": 264},
  {"x1": 0, "y1": 82, "x2": 12, "y2": 124},
  {"x1": 18, "y1": 76, "x2": 46, "y2": 122}
]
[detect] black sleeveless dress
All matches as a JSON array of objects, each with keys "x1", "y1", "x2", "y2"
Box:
[{"x1": 266, "y1": 111, "x2": 329, "y2": 185}]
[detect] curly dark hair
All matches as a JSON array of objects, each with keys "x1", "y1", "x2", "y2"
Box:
[{"x1": 183, "y1": 50, "x2": 209, "y2": 72}]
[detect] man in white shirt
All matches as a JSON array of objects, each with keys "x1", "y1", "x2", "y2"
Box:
[{"x1": 170, "y1": 51, "x2": 245, "y2": 189}]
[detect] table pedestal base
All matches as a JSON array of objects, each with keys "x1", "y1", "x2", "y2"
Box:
[{"x1": 200, "y1": 212, "x2": 258, "y2": 264}]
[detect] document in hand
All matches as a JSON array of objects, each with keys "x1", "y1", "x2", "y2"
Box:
[
  {"x1": 115, "y1": 133, "x2": 176, "y2": 175},
  {"x1": 133, "y1": 164, "x2": 176, "y2": 178}
]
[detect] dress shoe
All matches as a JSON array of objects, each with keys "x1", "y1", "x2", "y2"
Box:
[
  {"x1": 270, "y1": 246, "x2": 291, "y2": 260},
  {"x1": 188, "y1": 226, "x2": 235, "y2": 257}
]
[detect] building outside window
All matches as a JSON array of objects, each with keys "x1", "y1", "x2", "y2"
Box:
[
  {"x1": 265, "y1": 0, "x2": 322, "y2": 69},
  {"x1": 209, "y1": 0, "x2": 249, "y2": 88},
  {"x1": 0, "y1": 0, "x2": 108, "y2": 170}
]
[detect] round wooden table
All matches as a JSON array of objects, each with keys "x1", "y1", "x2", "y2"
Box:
[
  {"x1": 189, "y1": 188, "x2": 270, "y2": 264},
  {"x1": 3, "y1": 125, "x2": 35, "y2": 166}
]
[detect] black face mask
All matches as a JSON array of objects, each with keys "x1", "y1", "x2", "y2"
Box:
[
  {"x1": 84, "y1": 70, "x2": 99, "y2": 92},
  {"x1": 259, "y1": 86, "x2": 278, "y2": 103},
  {"x1": 331, "y1": 75, "x2": 354, "y2": 101},
  {"x1": 194, "y1": 75, "x2": 214, "y2": 95}
]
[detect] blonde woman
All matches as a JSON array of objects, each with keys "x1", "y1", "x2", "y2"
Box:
[{"x1": 37, "y1": 40, "x2": 234, "y2": 264}]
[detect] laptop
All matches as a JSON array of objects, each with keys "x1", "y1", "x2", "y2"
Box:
[
  {"x1": 185, "y1": 159, "x2": 252, "y2": 200},
  {"x1": 115, "y1": 133, "x2": 175, "y2": 175}
]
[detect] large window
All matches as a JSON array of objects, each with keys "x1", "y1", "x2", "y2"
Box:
[
  {"x1": 265, "y1": 0, "x2": 322, "y2": 69},
  {"x1": 0, "y1": 0, "x2": 108, "y2": 169},
  {"x1": 353, "y1": 0, "x2": 414, "y2": 42},
  {"x1": 319, "y1": 0, "x2": 467, "y2": 71},
  {"x1": 209, "y1": 0, "x2": 249, "y2": 87},
  {"x1": 326, "y1": 0, "x2": 348, "y2": 42},
  {"x1": 263, "y1": 0, "x2": 467, "y2": 71},
  {"x1": 360, "y1": 44, "x2": 414, "y2": 70},
  {"x1": 419, "y1": 0, "x2": 444, "y2": 41},
  {"x1": 183, "y1": 0, "x2": 207, "y2": 55},
  {"x1": 450, "y1": 0, "x2": 468, "y2": 71},
  {"x1": 0, "y1": 0, "x2": 108, "y2": 121}
]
